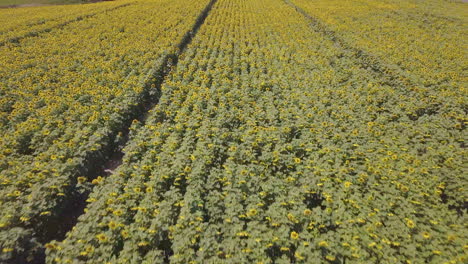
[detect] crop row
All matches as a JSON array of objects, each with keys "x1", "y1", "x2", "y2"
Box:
[
  {"x1": 288, "y1": 0, "x2": 467, "y2": 222},
  {"x1": 289, "y1": 0, "x2": 467, "y2": 88},
  {"x1": 47, "y1": 0, "x2": 466, "y2": 263},
  {"x1": 0, "y1": 0, "x2": 211, "y2": 262},
  {"x1": 0, "y1": 0, "x2": 131, "y2": 45}
]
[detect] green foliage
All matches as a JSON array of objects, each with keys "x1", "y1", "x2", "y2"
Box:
[
  {"x1": 0, "y1": 0, "x2": 466, "y2": 263},
  {"x1": 0, "y1": 0, "x2": 83, "y2": 7},
  {"x1": 0, "y1": 0, "x2": 211, "y2": 262},
  {"x1": 47, "y1": 0, "x2": 466, "y2": 263}
]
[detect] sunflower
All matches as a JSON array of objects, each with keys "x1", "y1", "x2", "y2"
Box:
[
  {"x1": 95, "y1": 233, "x2": 107, "y2": 243},
  {"x1": 290, "y1": 231, "x2": 299, "y2": 240}
]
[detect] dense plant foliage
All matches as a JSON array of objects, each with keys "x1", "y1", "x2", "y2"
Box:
[
  {"x1": 0, "y1": 0, "x2": 128, "y2": 45},
  {"x1": 0, "y1": 0, "x2": 466, "y2": 263},
  {"x1": 290, "y1": 0, "x2": 467, "y2": 88},
  {"x1": 46, "y1": 0, "x2": 466, "y2": 263},
  {"x1": 0, "y1": 0, "x2": 210, "y2": 262}
]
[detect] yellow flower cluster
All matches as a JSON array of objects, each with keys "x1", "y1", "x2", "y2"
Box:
[
  {"x1": 0, "y1": 0, "x2": 212, "y2": 261},
  {"x1": 0, "y1": 0, "x2": 130, "y2": 45},
  {"x1": 49, "y1": 0, "x2": 466, "y2": 263},
  {"x1": 2, "y1": 0, "x2": 466, "y2": 263},
  {"x1": 291, "y1": 0, "x2": 467, "y2": 88}
]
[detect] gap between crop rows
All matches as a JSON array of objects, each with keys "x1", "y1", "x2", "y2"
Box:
[
  {"x1": 283, "y1": 0, "x2": 466, "y2": 217},
  {"x1": 282, "y1": 0, "x2": 450, "y2": 126},
  {"x1": 283, "y1": 0, "x2": 422, "y2": 91},
  {"x1": 27, "y1": 0, "x2": 219, "y2": 263},
  {"x1": 0, "y1": 3, "x2": 132, "y2": 47}
]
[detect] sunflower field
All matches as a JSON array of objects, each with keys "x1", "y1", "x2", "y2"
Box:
[
  {"x1": 0, "y1": 0, "x2": 211, "y2": 261},
  {"x1": 0, "y1": 0, "x2": 466, "y2": 263}
]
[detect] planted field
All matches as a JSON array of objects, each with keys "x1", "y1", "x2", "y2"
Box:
[
  {"x1": 0, "y1": 0, "x2": 83, "y2": 7},
  {"x1": 0, "y1": 0, "x2": 466, "y2": 263},
  {"x1": 0, "y1": 1, "x2": 129, "y2": 45}
]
